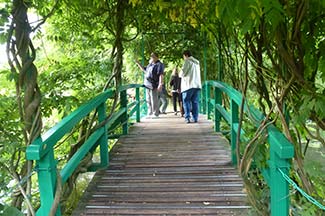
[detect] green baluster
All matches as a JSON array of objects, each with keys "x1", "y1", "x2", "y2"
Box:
[
  {"x1": 97, "y1": 102, "x2": 108, "y2": 168},
  {"x1": 206, "y1": 84, "x2": 211, "y2": 119},
  {"x1": 269, "y1": 148, "x2": 290, "y2": 216},
  {"x1": 230, "y1": 99, "x2": 238, "y2": 166},
  {"x1": 36, "y1": 149, "x2": 61, "y2": 216},
  {"x1": 120, "y1": 90, "x2": 128, "y2": 135},
  {"x1": 136, "y1": 87, "x2": 140, "y2": 122},
  {"x1": 202, "y1": 33, "x2": 207, "y2": 115},
  {"x1": 214, "y1": 87, "x2": 222, "y2": 132},
  {"x1": 141, "y1": 34, "x2": 147, "y2": 115},
  {"x1": 201, "y1": 84, "x2": 206, "y2": 114}
]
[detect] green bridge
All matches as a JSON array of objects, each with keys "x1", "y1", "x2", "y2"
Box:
[{"x1": 26, "y1": 81, "x2": 294, "y2": 216}]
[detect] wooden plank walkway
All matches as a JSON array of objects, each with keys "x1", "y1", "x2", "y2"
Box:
[{"x1": 73, "y1": 114, "x2": 250, "y2": 215}]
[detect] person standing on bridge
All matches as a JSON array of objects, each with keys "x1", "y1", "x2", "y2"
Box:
[
  {"x1": 180, "y1": 50, "x2": 202, "y2": 123},
  {"x1": 136, "y1": 52, "x2": 165, "y2": 118},
  {"x1": 169, "y1": 67, "x2": 184, "y2": 116}
]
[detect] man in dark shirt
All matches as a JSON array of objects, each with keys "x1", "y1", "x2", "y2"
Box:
[{"x1": 136, "y1": 52, "x2": 164, "y2": 117}]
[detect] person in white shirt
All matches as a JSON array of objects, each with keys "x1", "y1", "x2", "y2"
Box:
[{"x1": 179, "y1": 50, "x2": 202, "y2": 123}]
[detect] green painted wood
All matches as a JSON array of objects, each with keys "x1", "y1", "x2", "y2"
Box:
[
  {"x1": 127, "y1": 100, "x2": 138, "y2": 109},
  {"x1": 26, "y1": 84, "x2": 144, "y2": 216},
  {"x1": 206, "y1": 86, "x2": 211, "y2": 119},
  {"x1": 201, "y1": 85, "x2": 207, "y2": 114},
  {"x1": 205, "y1": 80, "x2": 294, "y2": 158},
  {"x1": 215, "y1": 104, "x2": 231, "y2": 124},
  {"x1": 36, "y1": 149, "x2": 60, "y2": 216},
  {"x1": 136, "y1": 87, "x2": 140, "y2": 122},
  {"x1": 214, "y1": 87, "x2": 221, "y2": 132},
  {"x1": 98, "y1": 103, "x2": 109, "y2": 168},
  {"x1": 230, "y1": 99, "x2": 239, "y2": 166},
  {"x1": 204, "y1": 80, "x2": 294, "y2": 216},
  {"x1": 267, "y1": 125, "x2": 294, "y2": 159},
  {"x1": 120, "y1": 90, "x2": 128, "y2": 135},
  {"x1": 232, "y1": 123, "x2": 248, "y2": 143},
  {"x1": 26, "y1": 90, "x2": 115, "y2": 160},
  {"x1": 107, "y1": 108, "x2": 127, "y2": 134},
  {"x1": 61, "y1": 128, "x2": 105, "y2": 183},
  {"x1": 129, "y1": 102, "x2": 139, "y2": 118},
  {"x1": 141, "y1": 35, "x2": 147, "y2": 115},
  {"x1": 269, "y1": 157, "x2": 290, "y2": 216},
  {"x1": 118, "y1": 84, "x2": 143, "y2": 92}
]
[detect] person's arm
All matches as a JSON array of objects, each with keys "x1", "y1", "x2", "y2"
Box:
[
  {"x1": 158, "y1": 74, "x2": 164, "y2": 91},
  {"x1": 180, "y1": 59, "x2": 189, "y2": 77},
  {"x1": 135, "y1": 60, "x2": 146, "y2": 72}
]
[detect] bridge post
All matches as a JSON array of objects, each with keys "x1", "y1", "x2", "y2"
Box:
[
  {"x1": 230, "y1": 99, "x2": 238, "y2": 166},
  {"x1": 201, "y1": 84, "x2": 206, "y2": 114},
  {"x1": 120, "y1": 90, "x2": 128, "y2": 135},
  {"x1": 269, "y1": 151, "x2": 290, "y2": 216},
  {"x1": 141, "y1": 34, "x2": 148, "y2": 115},
  {"x1": 205, "y1": 83, "x2": 211, "y2": 119},
  {"x1": 202, "y1": 33, "x2": 207, "y2": 115},
  {"x1": 214, "y1": 87, "x2": 222, "y2": 132},
  {"x1": 97, "y1": 102, "x2": 109, "y2": 167},
  {"x1": 135, "y1": 87, "x2": 141, "y2": 122},
  {"x1": 36, "y1": 149, "x2": 61, "y2": 216}
]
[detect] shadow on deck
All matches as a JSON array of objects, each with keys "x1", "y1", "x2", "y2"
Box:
[{"x1": 72, "y1": 114, "x2": 250, "y2": 215}]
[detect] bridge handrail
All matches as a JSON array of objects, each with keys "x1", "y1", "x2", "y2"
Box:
[
  {"x1": 26, "y1": 90, "x2": 115, "y2": 160},
  {"x1": 202, "y1": 80, "x2": 294, "y2": 216},
  {"x1": 26, "y1": 84, "x2": 144, "y2": 216}
]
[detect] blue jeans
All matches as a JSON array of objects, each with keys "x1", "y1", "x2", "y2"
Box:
[{"x1": 182, "y1": 88, "x2": 200, "y2": 122}]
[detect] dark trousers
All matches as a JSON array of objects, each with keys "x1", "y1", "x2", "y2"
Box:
[
  {"x1": 172, "y1": 92, "x2": 184, "y2": 115},
  {"x1": 172, "y1": 92, "x2": 179, "y2": 112}
]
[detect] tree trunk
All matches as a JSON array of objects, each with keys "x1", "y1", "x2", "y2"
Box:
[
  {"x1": 9, "y1": 0, "x2": 42, "y2": 212},
  {"x1": 113, "y1": 0, "x2": 126, "y2": 88}
]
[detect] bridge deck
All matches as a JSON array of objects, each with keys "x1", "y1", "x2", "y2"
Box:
[{"x1": 73, "y1": 115, "x2": 250, "y2": 215}]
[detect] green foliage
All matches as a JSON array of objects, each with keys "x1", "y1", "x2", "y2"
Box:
[
  {"x1": 0, "y1": 203, "x2": 24, "y2": 216},
  {"x1": 0, "y1": 1, "x2": 10, "y2": 44},
  {"x1": 1, "y1": 0, "x2": 325, "y2": 214},
  {"x1": 37, "y1": 47, "x2": 112, "y2": 118},
  {"x1": 0, "y1": 76, "x2": 24, "y2": 203}
]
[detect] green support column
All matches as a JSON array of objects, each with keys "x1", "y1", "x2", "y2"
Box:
[
  {"x1": 230, "y1": 99, "x2": 238, "y2": 166},
  {"x1": 141, "y1": 34, "x2": 147, "y2": 115},
  {"x1": 97, "y1": 102, "x2": 109, "y2": 168},
  {"x1": 214, "y1": 87, "x2": 222, "y2": 132},
  {"x1": 206, "y1": 84, "x2": 211, "y2": 119},
  {"x1": 120, "y1": 90, "x2": 128, "y2": 135},
  {"x1": 36, "y1": 149, "x2": 61, "y2": 216},
  {"x1": 269, "y1": 151, "x2": 290, "y2": 216},
  {"x1": 136, "y1": 87, "x2": 140, "y2": 122},
  {"x1": 202, "y1": 84, "x2": 206, "y2": 114},
  {"x1": 202, "y1": 33, "x2": 207, "y2": 114}
]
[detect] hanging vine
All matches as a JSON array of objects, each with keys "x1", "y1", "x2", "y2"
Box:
[{"x1": 6, "y1": 0, "x2": 42, "y2": 213}]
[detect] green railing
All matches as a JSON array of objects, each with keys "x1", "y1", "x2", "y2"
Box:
[
  {"x1": 201, "y1": 80, "x2": 294, "y2": 216},
  {"x1": 26, "y1": 84, "x2": 144, "y2": 216}
]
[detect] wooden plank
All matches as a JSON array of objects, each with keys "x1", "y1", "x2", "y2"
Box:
[{"x1": 72, "y1": 115, "x2": 250, "y2": 215}]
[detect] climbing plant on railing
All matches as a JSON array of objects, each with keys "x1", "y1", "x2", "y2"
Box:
[
  {"x1": 5, "y1": 1, "x2": 42, "y2": 214},
  {"x1": 25, "y1": 84, "x2": 143, "y2": 216}
]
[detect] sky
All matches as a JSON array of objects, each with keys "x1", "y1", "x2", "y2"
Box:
[{"x1": 0, "y1": 12, "x2": 40, "y2": 68}]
